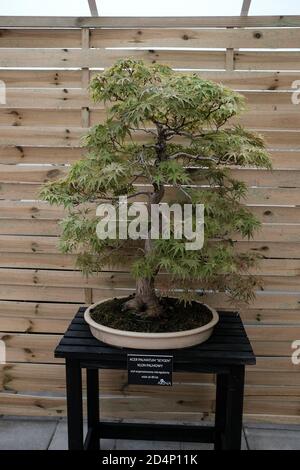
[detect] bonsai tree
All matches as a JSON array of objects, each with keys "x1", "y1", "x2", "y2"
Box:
[{"x1": 41, "y1": 59, "x2": 271, "y2": 319}]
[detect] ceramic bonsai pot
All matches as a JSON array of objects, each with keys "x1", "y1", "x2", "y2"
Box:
[{"x1": 84, "y1": 297, "x2": 219, "y2": 349}]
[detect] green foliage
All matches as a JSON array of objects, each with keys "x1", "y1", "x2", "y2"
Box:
[{"x1": 41, "y1": 58, "x2": 272, "y2": 306}]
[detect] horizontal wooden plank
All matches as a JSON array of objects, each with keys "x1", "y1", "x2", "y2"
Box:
[
  {"x1": 1, "y1": 16, "x2": 300, "y2": 28},
  {"x1": 1, "y1": 201, "x2": 299, "y2": 225},
  {"x1": 270, "y1": 151, "x2": 300, "y2": 170},
  {"x1": 249, "y1": 342, "x2": 295, "y2": 357},
  {"x1": 222, "y1": 241, "x2": 300, "y2": 260},
  {"x1": 244, "y1": 91, "x2": 295, "y2": 107},
  {"x1": 250, "y1": 207, "x2": 300, "y2": 224},
  {"x1": 0, "y1": 29, "x2": 81, "y2": 47},
  {"x1": 6, "y1": 248, "x2": 300, "y2": 271},
  {"x1": 2, "y1": 234, "x2": 300, "y2": 262},
  {"x1": 0, "y1": 201, "x2": 65, "y2": 219},
  {"x1": 2, "y1": 165, "x2": 300, "y2": 188},
  {"x1": 0, "y1": 219, "x2": 61, "y2": 236},
  {"x1": 3, "y1": 182, "x2": 300, "y2": 206},
  {"x1": 0, "y1": 315, "x2": 70, "y2": 334},
  {"x1": 0, "y1": 126, "x2": 83, "y2": 146},
  {"x1": 0, "y1": 391, "x2": 213, "y2": 417},
  {"x1": 231, "y1": 169, "x2": 300, "y2": 188},
  {"x1": 90, "y1": 28, "x2": 300, "y2": 49},
  {"x1": 192, "y1": 71, "x2": 300, "y2": 92},
  {"x1": 236, "y1": 112, "x2": 300, "y2": 131},
  {"x1": 1, "y1": 108, "x2": 299, "y2": 133},
  {"x1": 3, "y1": 180, "x2": 299, "y2": 203},
  {"x1": 0, "y1": 300, "x2": 77, "y2": 324},
  {"x1": 2, "y1": 106, "x2": 300, "y2": 131},
  {"x1": 0, "y1": 334, "x2": 298, "y2": 374},
  {"x1": 0, "y1": 146, "x2": 83, "y2": 164},
  {"x1": 0, "y1": 280, "x2": 300, "y2": 308},
  {"x1": 0, "y1": 393, "x2": 67, "y2": 416},
  {"x1": 0, "y1": 48, "x2": 299, "y2": 72},
  {"x1": 0, "y1": 332, "x2": 63, "y2": 364},
  {"x1": 193, "y1": 292, "x2": 300, "y2": 311},
  {"x1": 0, "y1": 109, "x2": 83, "y2": 127},
  {"x1": 235, "y1": 225, "x2": 300, "y2": 243},
  {"x1": 4, "y1": 300, "x2": 300, "y2": 334},
  {"x1": 0, "y1": 252, "x2": 76, "y2": 269},
  {"x1": 1, "y1": 391, "x2": 300, "y2": 422},
  {"x1": 240, "y1": 309, "x2": 300, "y2": 325},
  {"x1": 0, "y1": 331, "x2": 297, "y2": 369},
  {"x1": 0, "y1": 363, "x2": 213, "y2": 393},
  {"x1": 2, "y1": 362, "x2": 300, "y2": 398},
  {"x1": 4, "y1": 27, "x2": 299, "y2": 50},
  {"x1": 246, "y1": 188, "x2": 300, "y2": 205},
  {"x1": 236, "y1": 51, "x2": 300, "y2": 71},
  {"x1": 66, "y1": 109, "x2": 300, "y2": 132},
  {"x1": 0, "y1": 303, "x2": 300, "y2": 336},
  {"x1": 0, "y1": 147, "x2": 297, "y2": 170},
  {"x1": 0, "y1": 48, "x2": 226, "y2": 69},
  {"x1": 2, "y1": 268, "x2": 299, "y2": 292},
  {"x1": 0, "y1": 217, "x2": 300, "y2": 242},
  {"x1": 0, "y1": 300, "x2": 292, "y2": 326},
  {"x1": 0, "y1": 269, "x2": 134, "y2": 289},
  {"x1": 0, "y1": 285, "x2": 86, "y2": 303},
  {"x1": 0, "y1": 88, "x2": 296, "y2": 110},
  {"x1": 0, "y1": 166, "x2": 59, "y2": 190},
  {"x1": 0, "y1": 89, "x2": 102, "y2": 110},
  {"x1": 0, "y1": 126, "x2": 298, "y2": 148},
  {"x1": 0, "y1": 235, "x2": 60, "y2": 253},
  {"x1": 243, "y1": 398, "x2": 300, "y2": 417},
  {"x1": 260, "y1": 130, "x2": 300, "y2": 149},
  {"x1": 1, "y1": 70, "x2": 297, "y2": 92},
  {"x1": 0, "y1": 70, "x2": 82, "y2": 88},
  {"x1": 0, "y1": 310, "x2": 300, "y2": 334},
  {"x1": 246, "y1": 325, "x2": 300, "y2": 342},
  {"x1": 254, "y1": 357, "x2": 299, "y2": 371}
]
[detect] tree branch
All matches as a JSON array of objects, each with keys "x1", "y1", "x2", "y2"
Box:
[{"x1": 168, "y1": 152, "x2": 218, "y2": 164}]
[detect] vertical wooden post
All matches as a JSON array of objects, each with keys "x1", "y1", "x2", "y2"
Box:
[
  {"x1": 81, "y1": 27, "x2": 93, "y2": 306},
  {"x1": 223, "y1": 365, "x2": 245, "y2": 450},
  {"x1": 81, "y1": 28, "x2": 90, "y2": 88},
  {"x1": 225, "y1": 47, "x2": 234, "y2": 71},
  {"x1": 65, "y1": 359, "x2": 84, "y2": 450},
  {"x1": 225, "y1": 27, "x2": 235, "y2": 71},
  {"x1": 86, "y1": 368, "x2": 100, "y2": 449},
  {"x1": 214, "y1": 373, "x2": 229, "y2": 450}
]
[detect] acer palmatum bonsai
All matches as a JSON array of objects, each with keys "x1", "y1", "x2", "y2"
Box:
[{"x1": 41, "y1": 59, "x2": 271, "y2": 320}]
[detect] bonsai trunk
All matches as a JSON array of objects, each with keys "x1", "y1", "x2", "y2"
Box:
[
  {"x1": 123, "y1": 277, "x2": 163, "y2": 318},
  {"x1": 123, "y1": 131, "x2": 167, "y2": 318}
]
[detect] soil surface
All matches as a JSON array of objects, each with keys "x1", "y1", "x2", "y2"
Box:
[{"x1": 90, "y1": 296, "x2": 213, "y2": 333}]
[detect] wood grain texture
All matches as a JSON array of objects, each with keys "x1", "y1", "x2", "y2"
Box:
[
  {"x1": 0, "y1": 19, "x2": 300, "y2": 423},
  {"x1": 1, "y1": 16, "x2": 300, "y2": 28}
]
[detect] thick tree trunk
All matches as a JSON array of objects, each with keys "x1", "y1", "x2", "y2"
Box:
[
  {"x1": 123, "y1": 277, "x2": 163, "y2": 318},
  {"x1": 123, "y1": 137, "x2": 166, "y2": 318}
]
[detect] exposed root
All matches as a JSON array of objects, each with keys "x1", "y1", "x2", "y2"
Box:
[{"x1": 122, "y1": 295, "x2": 163, "y2": 318}]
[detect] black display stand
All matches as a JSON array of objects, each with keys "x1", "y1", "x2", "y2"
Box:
[{"x1": 55, "y1": 307, "x2": 255, "y2": 450}]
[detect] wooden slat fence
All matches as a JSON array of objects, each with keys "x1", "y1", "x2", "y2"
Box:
[{"x1": 0, "y1": 16, "x2": 300, "y2": 423}]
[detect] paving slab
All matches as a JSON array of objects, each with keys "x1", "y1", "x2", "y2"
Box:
[
  {"x1": 244, "y1": 427, "x2": 300, "y2": 450},
  {"x1": 181, "y1": 429, "x2": 248, "y2": 450},
  {"x1": 48, "y1": 420, "x2": 115, "y2": 450},
  {"x1": 245, "y1": 422, "x2": 300, "y2": 431},
  {"x1": 115, "y1": 439, "x2": 182, "y2": 450},
  {"x1": 181, "y1": 442, "x2": 213, "y2": 450},
  {"x1": 0, "y1": 418, "x2": 57, "y2": 450}
]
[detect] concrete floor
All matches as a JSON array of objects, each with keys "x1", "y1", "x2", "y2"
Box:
[{"x1": 0, "y1": 417, "x2": 300, "y2": 450}]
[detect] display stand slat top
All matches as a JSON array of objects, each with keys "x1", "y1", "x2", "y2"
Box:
[{"x1": 55, "y1": 307, "x2": 256, "y2": 367}]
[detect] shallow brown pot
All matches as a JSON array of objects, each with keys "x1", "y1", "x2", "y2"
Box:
[{"x1": 84, "y1": 297, "x2": 219, "y2": 350}]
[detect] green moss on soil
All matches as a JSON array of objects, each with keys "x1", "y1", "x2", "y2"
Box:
[{"x1": 90, "y1": 296, "x2": 213, "y2": 333}]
